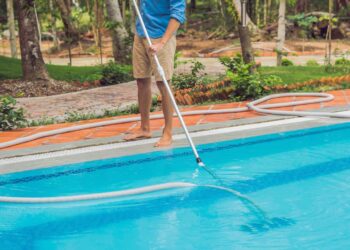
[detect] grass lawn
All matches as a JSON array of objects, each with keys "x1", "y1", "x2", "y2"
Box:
[
  {"x1": 260, "y1": 66, "x2": 348, "y2": 84},
  {"x1": 0, "y1": 55, "x2": 348, "y2": 84},
  {"x1": 0, "y1": 56, "x2": 111, "y2": 82}
]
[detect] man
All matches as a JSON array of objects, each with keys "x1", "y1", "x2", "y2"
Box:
[{"x1": 124, "y1": 0, "x2": 186, "y2": 147}]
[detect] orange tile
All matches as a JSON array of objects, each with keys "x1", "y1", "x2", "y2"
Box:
[
  {"x1": 294, "y1": 103, "x2": 322, "y2": 111},
  {"x1": 200, "y1": 113, "x2": 236, "y2": 124},
  {"x1": 0, "y1": 137, "x2": 16, "y2": 143},
  {"x1": 235, "y1": 111, "x2": 260, "y2": 119},
  {"x1": 262, "y1": 97, "x2": 295, "y2": 105},
  {"x1": 327, "y1": 90, "x2": 344, "y2": 97},
  {"x1": 3, "y1": 138, "x2": 49, "y2": 151},
  {"x1": 181, "y1": 105, "x2": 211, "y2": 112},
  {"x1": 52, "y1": 129, "x2": 97, "y2": 139},
  {"x1": 47, "y1": 137, "x2": 87, "y2": 144},
  {"x1": 212, "y1": 102, "x2": 241, "y2": 109},
  {"x1": 101, "y1": 122, "x2": 138, "y2": 131},
  {"x1": 88, "y1": 131, "x2": 122, "y2": 138}
]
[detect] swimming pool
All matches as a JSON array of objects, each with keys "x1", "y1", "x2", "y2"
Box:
[{"x1": 1, "y1": 122, "x2": 350, "y2": 250}]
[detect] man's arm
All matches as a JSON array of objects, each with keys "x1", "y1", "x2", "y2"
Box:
[
  {"x1": 149, "y1": 0, "x2": 186, "y2": 54},
  {"x1": 149, "y1": 19, "x2": 180, "y2": 54}
]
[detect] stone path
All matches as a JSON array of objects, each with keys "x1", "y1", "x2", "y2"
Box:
[{"x1": 17, "y1": 80, "x2": 159, "y2": 120}]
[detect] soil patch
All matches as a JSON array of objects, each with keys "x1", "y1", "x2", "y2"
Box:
[{"x1": 0, "y1": 79, "x2": 93, "y2": 97}]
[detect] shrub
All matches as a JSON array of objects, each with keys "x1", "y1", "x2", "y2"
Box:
[
  {"x1": 172, "y1": 60, "x2": 206, "y2": 90},
  {"x1": 100, "y1": 61, "x2": 132, "y2": 86},
  {"x1": 281, "y1": 58, "x2": 294, "y2": 66},
  {"x1": 221, "y1": 55, "x2": 282, "y2": 101},
  {"x1": 335, "y1": 58, "x2": 350, "y2": 66},
  {"x1": 84, "y1": 73, "x2": 103, "y2": 82},
  {"x1": 262, "y1": 75, "x2": 284, "y2": 87},
  {"x1": 0, "y1": 95, "x2": 27, "y2": 131},
  {"x1": 306, "y1": 60, "x2": 319, "y2": 66}
]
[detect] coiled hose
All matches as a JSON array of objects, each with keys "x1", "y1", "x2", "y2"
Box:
[{"x1": 0, "y1": 93, "x2": 346, "y2": 150}]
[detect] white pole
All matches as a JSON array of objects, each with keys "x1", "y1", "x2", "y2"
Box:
[{"x1": 131, "y1": 0, "x2": 205, "y2": 166}]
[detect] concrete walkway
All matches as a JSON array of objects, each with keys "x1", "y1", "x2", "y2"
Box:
[
  {"x1": 1, "y1": 89, "x2": 349, "y2": 152},
  {"x1": 17, "y1": 80, "x2": 159, "y2": 120}
]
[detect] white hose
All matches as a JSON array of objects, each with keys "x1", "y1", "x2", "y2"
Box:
[
  {"x1": 0, "y1": 181, "x2": 260, "y2": 215},
  {"x1": 0, "y1": 92, "x2": 344, "y2": 150},
  {"x1": 0, "y1": 182, "x2": 196, "y2": 203},
  {"x1": 0, "y1": 181, "x2": 268, "y2": 224}
]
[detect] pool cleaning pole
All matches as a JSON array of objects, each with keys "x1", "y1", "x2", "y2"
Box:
[{"x1": 132, "y1": 0, "x2": 205, "y2": 167}]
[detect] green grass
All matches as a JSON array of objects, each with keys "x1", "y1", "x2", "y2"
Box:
[
  {"x1": 1, "y1": 56, "x2": 349, "y2": 85},
  {"x1": 0, "y1": 56, "x2": 23, "y2": 80},
  {"x1": 259, "y1": 66, "x2": 348, "y2": 84},
  {"x1": 0, "y1": 56, "x2": 131, "y2": 82}
]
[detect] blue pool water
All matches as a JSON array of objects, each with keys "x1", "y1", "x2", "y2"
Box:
[{"x1": 1, "y1": 123, "x2": 350, "y2": 249}]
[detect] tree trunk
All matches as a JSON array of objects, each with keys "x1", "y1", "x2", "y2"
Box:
[
  {"x1": 17, "y1": 0, "x2": 50, "y2": 81},
  {"x1": 276, "y1": 0, "x2": 286, "y2": 66},
  {"x1": 106, "y1": 0, "x2": 131, "y2": 63},
  {"x1": 49, "y1": 0, "x2": 60, "y2": 49},
  {"x1": 130, "y1": 0, "x2": 136, "y2": 34},
  {"x1": 263, "y1": 0, "x2": 267, "y2": 25},
  {"x1": 296, "y1": 0, "x2": 307, "y2": 13},
  {"x1": 190, "y1": 0, "x2": 196, "y2": 11},
  {"x1": 6, "y1": 0, "x2": 17, "y2": 58},
  {"x1": 93, "y1": 0, "x2": 101, "y2": 46},
  {"x1": 55, "y1": 0, "x2": 79, "y2": 43},
  {"x1": 219, "y1": 0, "x2": 235, "y2": 31},
  {"x1": 238, "y1": 25, "x2": 256, "y2": 72},
  {"x1": 231, "y1": 0, "x2": 259, "y2": 33},
  {"x1": 255, "y1": 0, "x2": 260, "y2": 27},
  {"x1": 267, "y1": 0, "x2": 272, "y2": 23}
]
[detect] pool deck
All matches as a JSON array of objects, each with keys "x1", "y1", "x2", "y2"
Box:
[{"x1": 1, "y1": 89, "x2": 350, "y2": 173}]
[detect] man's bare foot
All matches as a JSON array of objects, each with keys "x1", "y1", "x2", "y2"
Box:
[
  {"x1": 154, "y1": 134, "x2": 173, "y2": 147},
  {"x1": 124, "y1": 129, "x2": 152, "y2": 141}
]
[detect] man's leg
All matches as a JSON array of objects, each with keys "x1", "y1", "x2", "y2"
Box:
[
  {"x1": 155, "y1": 80, "x2": 174, "y2": 147},
  {"x1": 124, "y1": 78, "x2": 152, "y2": 140}
]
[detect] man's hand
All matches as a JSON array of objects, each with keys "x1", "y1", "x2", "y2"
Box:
[{"x1": 149, "y1": 41, "x2": 165, "y2": 55}]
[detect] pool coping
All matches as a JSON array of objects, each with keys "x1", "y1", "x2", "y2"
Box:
[{"x1": 1, "y1": 105, "x2": 350, "y2": 175}]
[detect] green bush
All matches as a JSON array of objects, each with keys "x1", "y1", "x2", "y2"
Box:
[
  {"x1": 221, "y1": 55, "x2": 282, "y2": 101},
  {"x1": 262, "y1": 75, "x2": 284, "y2": 87},
  {"x1": 306, "y1": 60, "x2": 319, "y2": 66},
  {"x1": 0, "y1": 96, "x2": 27, "y2": 131},
  {"x1": 281, "y1": 58, "x2": 294, "y2": 66},
  {"x1": 335, "y1": 58, "x2": 350, "y2": 66},
  {"x1": 172, "y1": 60, "x2": 206, "y2": 90},
  {"x1": 100, "y1": 61, "x2": 133, "y2": 86},
  {"x1": 84, "y1": 73, "x2": 103, "y2": 82}
]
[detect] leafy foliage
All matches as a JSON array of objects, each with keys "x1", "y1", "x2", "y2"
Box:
[
  {"x1": 281, "y1": 58, "x2": 294, "y2": 66},
  {"x1": 220, "y1": 55, "x2": 282, "y2": 101},
  {"x1": 288, "y1": 14, "x2": 318, "y2": 30},
  {"x1": 99, "y1": 61, "x2": 132, "y2": 86},
  {"x1": 172, "y1": 60, "x2": 206, "y2": 90},
  {"x1": 0, "y1": 95, "x2": 27, "y2": 131},
  {"x1": 306, "y1": 60, "x2": 319, "y2": 66},
  {"x1": 335, "y1": 58, "x2": 350, "y2": 66}
]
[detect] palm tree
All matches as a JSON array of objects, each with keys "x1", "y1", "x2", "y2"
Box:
[
  {"x1": 17, "y1": 0, "x2": 50, "y2": 81},
  {"x1": 6, "y1": 0, "x2": 17, "y2": 58}
]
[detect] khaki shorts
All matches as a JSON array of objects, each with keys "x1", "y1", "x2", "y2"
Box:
[{"x1": 132, "y1": 35, "x2": 176, "y2": 81}]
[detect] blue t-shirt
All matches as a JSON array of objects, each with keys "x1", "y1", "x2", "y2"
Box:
[{"x1": 136, "y1": 0, "x2": 186, "y2": 39}]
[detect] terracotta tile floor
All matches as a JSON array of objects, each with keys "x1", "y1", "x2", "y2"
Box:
[{"x1": 1, "y1": 90, "x2": 349, "y2": 151}]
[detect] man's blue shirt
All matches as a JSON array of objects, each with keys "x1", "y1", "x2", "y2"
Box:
[{"x1": 136, "y1": 0, "x2": 186, "y2": 39}]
